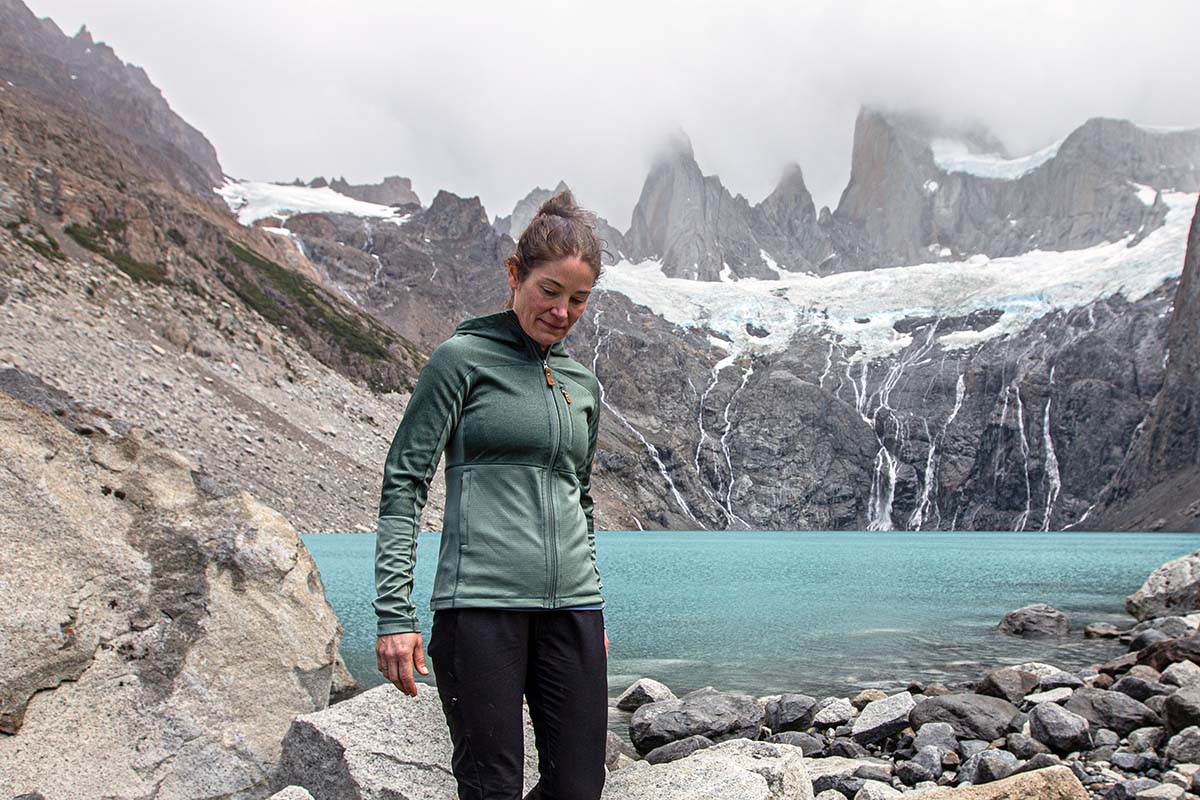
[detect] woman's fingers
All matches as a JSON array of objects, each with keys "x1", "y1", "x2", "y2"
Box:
[
  {"x1": 414, "y1": 638, "x2": 429, "y2": 676},
  {"x1": 377, "y1": 632, "x2": 426, "y2": 697}
]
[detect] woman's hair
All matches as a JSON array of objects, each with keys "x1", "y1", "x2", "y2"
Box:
[{"x1": 504, "y1": 189, "x2": 606, "y2": 308}]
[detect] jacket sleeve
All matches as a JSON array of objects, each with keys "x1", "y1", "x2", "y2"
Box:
[
  {"x1": 374, "y1": 342, "x2": 468, "y2": 636},
  {"x1": 578, "y1": 376, "x2": 602, "y2": 589}
]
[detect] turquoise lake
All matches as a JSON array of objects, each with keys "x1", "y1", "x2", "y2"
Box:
[{"x1": 302, "y1": 531, "x2": 1200, "y2": 700}]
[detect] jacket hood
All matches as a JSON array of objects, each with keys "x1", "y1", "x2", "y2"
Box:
[{"x1": 453, "y1": 309, "x2": 568, "y2": 360}]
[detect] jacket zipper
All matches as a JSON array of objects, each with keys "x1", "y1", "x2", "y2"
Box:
[{"x1": 542, "y1": 355, "x2": 561, "y2": 607}]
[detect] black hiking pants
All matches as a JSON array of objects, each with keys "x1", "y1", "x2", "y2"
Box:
[{"x1": 427, "y1": 608, "x2": 608, "y2": 800}]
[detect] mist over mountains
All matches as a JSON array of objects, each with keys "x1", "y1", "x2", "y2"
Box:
[{"x1": 3, "y1": 0, "x2": 1198, "y2": 532}]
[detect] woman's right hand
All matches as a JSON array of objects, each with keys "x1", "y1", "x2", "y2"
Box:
[{"x1": 376, "y1": 632, "x2": 428, "y2": 697}]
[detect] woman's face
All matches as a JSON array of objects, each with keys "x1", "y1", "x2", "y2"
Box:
[{"x1": 507, "y1": 255, "x2": 595, "y2": 351}]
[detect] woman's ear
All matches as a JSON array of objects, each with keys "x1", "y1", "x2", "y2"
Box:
[{"x1": 505, "y1": 258, "x2": 519, "y2": 290}]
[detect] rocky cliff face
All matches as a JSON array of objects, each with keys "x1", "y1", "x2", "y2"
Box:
[
  {"x1": 627, "y1": 109, "x2": 1200, "y2": 280},
  {"x1": 327, "y1": 174, "x2": 421, "y2": 207},
  {"x1": 0, "y1": 33, "x2": 432, "y2": 532},
  {"x1": 624, "y1": 132, "x2": 777, "y2": 281},
  {"x1": 0, "y1": 0, "x2": 224, "y2": 196},
  {"x1": 1095, "y1": 196, "x2": 1200, "y2": 531},
  {"x1": 0, "y1": 382, "x2": 341, "y2": 798}
]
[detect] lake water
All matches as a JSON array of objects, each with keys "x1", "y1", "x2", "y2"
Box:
[{"x1": 302, "y1": 531, "x2": 1200, "y2": 701}]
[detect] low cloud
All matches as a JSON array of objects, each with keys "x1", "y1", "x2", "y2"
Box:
[{"x1": 26, "y1": 0, "x2": 1200, "y2": 228}]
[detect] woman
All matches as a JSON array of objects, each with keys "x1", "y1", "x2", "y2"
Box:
[{"x1": 373, "y1": 190, "x2": 609, "y2": 800}]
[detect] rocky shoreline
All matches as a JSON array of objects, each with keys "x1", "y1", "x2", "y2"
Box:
[{"x1": 267, "y1": 549, "x2": 1200, "y2": 800}]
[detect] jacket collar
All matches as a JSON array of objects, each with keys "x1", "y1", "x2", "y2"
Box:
[{"x1": 453, "y1": 308, "x2": 568, "y2": 361}]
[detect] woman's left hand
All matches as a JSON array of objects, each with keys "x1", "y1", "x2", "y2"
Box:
[{"x1": 604, "y1": 628, "x2": 609, "y2": 658}]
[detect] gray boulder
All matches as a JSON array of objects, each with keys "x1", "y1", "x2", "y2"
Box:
[
  {"x1": 0, "y1": 395, "x2": 341, "y2": 800},
  {"x1": 1112, "y1": 676, "x2": 1173, "y2": 703},
  {"x1": 1165, "y1": 726, "x2": 1200, "y2": 764},
  {"x1": 276, "y1": 683, "x2": 540, "y2": 799},
  {"x1": 998, "y1": 604, "x2": 1071, "y2": 638},
  {"x1": 852, "y1": 692, "x2": 916, "y2": 744},
  {"x1": 1126, "y1": 551, "x2": 1200, "y2": 622},
  {"x1": 769, "y1": 731, "x2": 825, "y2": 756},
  {"x1": 854, "y1": 781, "x2": 901, "y2": 799},
  {"x1": 607, "y1": 731, "x2": 638, "y2": 769},
  {"x1": 767, "y1": 694, "x2": 820, "y2": 733},
  {"x1": 909, "y1": 694, "x2": 1020, "y2": 741},
  {"x1": 600, "y1": 739, "x2": 813, "y2": 800},
  {"x1": 1164, "y1": 687, "x2": 1200, "y2": 733},
  {"x1": 645, "y1": 735, "x2": 714, "y2": 765},
  {"x1": 1064, "y1": 688, "x2": 1162, "y2": 736},
  {"x1": 1029, "y1": 702, "x2": 1092, "y2": 754},
  {"x1": 1086, "y1": 623, "x2": 1126, "y2": 639},
  {"x1": 978, "y1": 667, "x2": 1041, "y2": 704},
  {"x1": 1131, "y1": 629, "x2": 1174, "y2": 651},
  {"x1": 812, "y1": 697, "x2": 856, "y2": 728},
  {"x1": 1126, "y1": 726, "x2": 1167, "y2": 753},
  {"x1": 1024, "y1": 688, "x2": 1075, "y2": 706},
  {"x1": 914, "y1": 722, "x2": 960, "y2": 755},
  {"x1": 959, "y1": 749, "x2": 1021, "y2": 785},
  {"x1": 1163, "y1": 661, "x2": 1200, "y2": 688},
  {"x1": 629, "y1": 687, "x2": 765, "y2": 754},
  {"x1": 617, "y1": 678, "x2": 678, "y2": 712},
  {"x1": 1006, "y1": 732, "x2": 1051, "y2": 759}
]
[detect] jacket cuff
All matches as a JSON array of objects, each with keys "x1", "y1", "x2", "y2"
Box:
[{"x1": 377, "y1": 618, "x2": 420, "y2": 636}]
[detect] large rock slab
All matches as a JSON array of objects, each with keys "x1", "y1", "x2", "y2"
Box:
[
  {"x1": 909, "y1": 694, "x2": 1020, "y2": 740},
  {"x1": 851, "y1": 691, "x2": 916, "y2": 744},
  {"x1": 629, "y1": 687, "x2": 766, "y2": 754},
  {"x1": 1063, "y1": 688, "x2": 1162, "y2": 736},
  {"x1": 1127, "y1": 551, "x2": 1200, "y2": 621},
  {"x1": 600, "y1": 739, "x2": 813, "y2": 800},
  {"x1": 276, "y1": 683, "x2": 540, "y2": 799},
  {"x1": 0, "y1": 393, "x2": 340, "y2": 799},
  {"x1": 905, "y1": 765, "x2": 1088, "y2": 798}
]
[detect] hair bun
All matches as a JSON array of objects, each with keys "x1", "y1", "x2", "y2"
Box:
[{"x1": 535, "y1": 189, "x2": 594, "y2": 227}]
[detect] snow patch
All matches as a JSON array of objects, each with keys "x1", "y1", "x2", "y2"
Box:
[
  {"x1": 1131, "y1": 183, "x2": 1159, "y2": 206},
  {"x1": 931, "y1": 138, "x2": 1062, "y2": 180},
  {"x1": 215, "y1": 177, "x2": 410, "y2": 226},
  {"x1": 595, "y1": 192, "x2": 1198, "y2": 361}
]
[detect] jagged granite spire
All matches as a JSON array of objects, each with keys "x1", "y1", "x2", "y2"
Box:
[{"x1": 1096, "y1": 196, "x2": 1200, "y2": 531}]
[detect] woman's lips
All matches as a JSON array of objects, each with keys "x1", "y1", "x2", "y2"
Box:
[{"x1": 540, "y1": 319, "x2": 565, "y2": 331}]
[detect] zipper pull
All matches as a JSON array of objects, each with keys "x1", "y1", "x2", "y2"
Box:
[
  {"x1": 543, "y1": 363, "x2": 555, "y2": 386},
  {"x1": 560, "y1": 386, "x2": 572, "y2": 404}
]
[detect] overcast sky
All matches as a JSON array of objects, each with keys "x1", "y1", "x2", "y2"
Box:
[{"x1": 24, "y1": 0, "x2": 1200, "y2": 228}]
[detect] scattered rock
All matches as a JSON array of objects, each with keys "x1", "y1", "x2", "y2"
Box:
[
  {"x1": 1063, "y1": 688, "x2": 1162, "y2": 736},
  {"x1": 599, "y1": 739, "x2": 811, "y2": 800},
  {"x1": 1029, "y1": 702, "x2": 1092, "y2": 754},
  {"x1": 998, "y1": 604, "x2": 1071, "y2": 638},
  {"x1": 1087, "y1": 623, "x2": 1126, "y2": 639},
  {"x1": 1164, "y1": 687, "x2": 1200, "y2": 733},
  {"x1": 618, "y1": 678, "x2": 678, "y2": 712},
  {"x1": 629, "y1": 687, "x2": 765, "y2": 755},
  {"x1": 852, "y1": 692, "x2": 916, "y2": 744},
  {"x1": 979, "y1": 667, "x2": 1041, "y2": 704},
  {"x1": 645, "y1": 735, "x2": 714, "y2": 765},
  {"x1": 812, "y1": 697, "x2": 856, "y2": 728},
  {"x1": 1165, "y1": 726, "x2": 1200, "y2": 764},
  {"x1": 767, "y1": 694, "x2": 820, "y2": 733},
  {"x1": 910, "y1": 694, "x2": 1021, "y2": 741}
]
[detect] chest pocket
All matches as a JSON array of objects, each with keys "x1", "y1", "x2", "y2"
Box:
[{"x1": 459, "y1": 365, "x2": 552, "y2": 464}]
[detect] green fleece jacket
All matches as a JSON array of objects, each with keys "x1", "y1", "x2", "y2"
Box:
[{"x1": 373, "y1": 308, "x2": 604, "y2": 635}]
